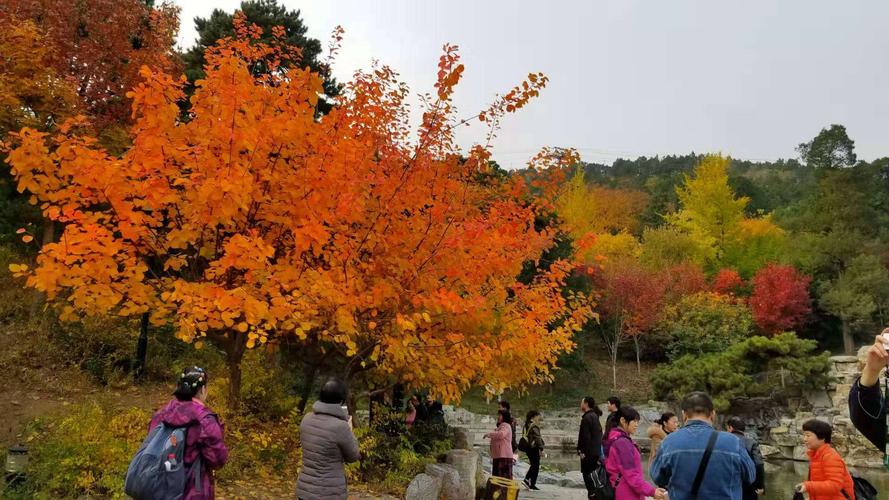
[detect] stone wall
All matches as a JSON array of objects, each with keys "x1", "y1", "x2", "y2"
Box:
[{"x1": 754, "y1": 346, "x2": 883, "y2": 468}]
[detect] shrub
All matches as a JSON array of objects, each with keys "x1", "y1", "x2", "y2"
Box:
[
  {"x1": 21, "y1": 400, "x2": 303, "y2": 497},
  {"x1": 651, "y1": 332, "x2": 832, "y2": 411},
  {"x1": 215, "y1": 408, "x2": 302, "y2": 483},
  {"x1": 22, "y1": 403, "x2": 151, "y2": 499},
  {"x1": 660, "y1": 292, "x2": 753, "y2": 361},
  {"x1": 348, "y1": 406, "x2": 455, "y2": 495}
]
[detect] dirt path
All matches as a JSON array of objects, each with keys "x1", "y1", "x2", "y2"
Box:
[
  {"x1": 216, "y1": 480, "x2": 399, "y2": 499},
  {"x1": 0, "y1": 322, "x2": 170, "y2": 449}
]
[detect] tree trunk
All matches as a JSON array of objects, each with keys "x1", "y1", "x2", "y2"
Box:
[
  {"x1": 633, "y1": 336, "x2": 641, "y2": 374},
  {"x1": 133, "y1": 312, "x2": 150, "y2": 383},
  {"x1": 842, "y1": 320, "x2": 855, "y2": 354},
  {"x1": 223, "y1": 332, "x2": 247, "y2": 412},
  {"x1": 41, "y1": 221, "x2": 55, "y2": 245},
  {"x1": 297, "y1": 361, "x2": 319, "y2": 414},
  {"x1": 611, "y1": 346, "x2": 618, "y2": 390},
  {"x1": 27, "y1": 222, "x2": 54, "y2": 319}
]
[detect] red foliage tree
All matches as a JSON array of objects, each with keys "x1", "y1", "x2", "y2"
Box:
[
  {"x1": 597, "y1": 260, "x2": 667, "y2": 383},
  {"x1": 712, "y1": 268, "x2": 745, "y2": 296},
  {"x1": 1, "y1": 0, "x2": 179, "y2": 129},
  {"x1": 662, "y1": 262, "x2": 707, "y2": 303},
  {"x1": 749, "y1": 264, "x2": 812, "y2": 334}
]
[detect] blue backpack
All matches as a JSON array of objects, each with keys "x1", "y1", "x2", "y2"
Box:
[{"x1": 124, "y1": 422, "x2": 201, "y2": 500}]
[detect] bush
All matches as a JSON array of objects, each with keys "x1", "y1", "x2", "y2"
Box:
[
  {"x1": 348, "y1": 406, "x2": 455, "y2": 495},
  {"x1": 215, "y1": 409, "x2": 302, "y2": 483},
  {"x1": 20, "y1": 399, "x2": 303, "y2": 497},
  {"x1": 651, "y1": 332, "x2": 832, "y2": 411},
  {"x1": 660, "y1": 292, "x2": 753, "y2": 361},
  {"x1": 21, "y1": 403, "x2": 151, "y2": 499}
]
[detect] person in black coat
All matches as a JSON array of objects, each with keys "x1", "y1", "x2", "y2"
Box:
[
  {"x1": 603, "y1": 396, "x2": 622, "y2": 438},
  {"x1": 727, "y1": 417, "x2": 765, "y2": 500},
  {"x1": 577, "y1": 396, "x2": 604, "y2": 498},
  {"x1": 849, "y1": 332, "x2": 888, "y2": 454},
  {"x1": 500, "y1": 400, "x2": 518, "y2": 455}
]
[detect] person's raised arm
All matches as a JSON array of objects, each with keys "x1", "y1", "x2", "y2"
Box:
[{"x1": 849, "y1": 332, "x2": 888, "y2": 451}]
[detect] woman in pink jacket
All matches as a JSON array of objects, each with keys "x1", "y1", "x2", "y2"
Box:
[
  {"x1": 484, "y1": 409, "x2": 514, "y2": 478},
  {"x1": 603, "y1": 406, "x2": 667, "y2": 500}
]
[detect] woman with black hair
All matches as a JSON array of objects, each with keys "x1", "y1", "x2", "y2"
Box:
[
  {"x1": 484, "y1": 409, "x2": 514, "y2": 478},
  {"x1": 297, "y1": 377, "x2": 361, "y2": 500},
  {"x1": 604, "y1": 406, "x2": 667, "y2": 500},
  {"x1": 148, "y1": 366, "x2": 229, "y2": 499},
  {"x1": 521, "y1": 410, "x2": 545, "y2": 490},
  {"x1": 647, "y1": 411, "x2": 678, "y2": 464}
]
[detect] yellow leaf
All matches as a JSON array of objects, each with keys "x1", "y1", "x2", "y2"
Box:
[{"x1": 236, "y1": 322, "x2": 249, "y2": 333}]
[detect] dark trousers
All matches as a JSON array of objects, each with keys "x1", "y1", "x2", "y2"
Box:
[
  {"x1": 580, "y1": 455, "x2": 599, "y2": 498},
  {"x1": 492, "y1": 457, "x2": 513, "y2": 479},
  {"x1": 524, "y1": 448, "x2": 540, "y2": 486}
]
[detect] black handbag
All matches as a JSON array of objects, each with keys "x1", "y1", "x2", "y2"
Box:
[
  {"x1": 844, "y1": 474, "x2": 878, "y2": 500},
  {"x1": 588, "y1": 465, "x2": 616, "y2": 500}
]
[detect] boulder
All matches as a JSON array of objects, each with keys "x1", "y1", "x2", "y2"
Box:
[
  {"x1": 559, "y1": 470, "x2": 585, "y2": 488},
  {"x1": 759, "y1": 444, "x2": 782, "y2": 459},
  {"x1": 426, "y1": 463, "x2": 465, "y2": 500},
  {"x1": 405, "y1": 473, "x2": 442, "y2": 500},
  {"x1": 453, "y1": 427, "x2": 471, "y2": 450},
  {"x1": 445, "y1": 449, "x2": 480, "y2": 500}
]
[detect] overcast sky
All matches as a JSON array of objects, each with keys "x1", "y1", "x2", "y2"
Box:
[{"x1": 174, "y1": 1, "x2": 889, "y2": 169}]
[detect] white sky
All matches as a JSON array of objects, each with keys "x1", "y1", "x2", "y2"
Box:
[{"x1": 173, "y1": 1, "x2": 889, "y2": 169}]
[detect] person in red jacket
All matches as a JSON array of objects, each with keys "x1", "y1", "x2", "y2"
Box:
[{"x1": 795, "y1": 419, "x2": 855, "y2": 500}]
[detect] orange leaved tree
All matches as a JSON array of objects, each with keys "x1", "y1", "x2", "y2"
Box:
[{"x1": 7, "y1": 17, "x2": 592, "y2": 409}]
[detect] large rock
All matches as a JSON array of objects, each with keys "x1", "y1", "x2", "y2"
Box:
[
  {"x1": 453, "y1": 427, "x2": 471, "y2": 450},
  {"x1": 445, "y1": 449, "x2": 480, "y2": 500},
  {"x1": 759, "y1": 444, "x2": 782, "y2": 459},
  {"x1": 559, "y1": 470, "x2": 585, "y2": 488},
  {"x1": 426, "y1": 463, "x2": 465, "y2": 500},
  {"x1": 405, "y1": 473, "x2": 442, "y2": 500}
]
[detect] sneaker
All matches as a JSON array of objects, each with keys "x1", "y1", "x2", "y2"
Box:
[
  {"x1": 530, "y1": 485, "x2": 540, "y2": 490},
  {"x1": 522, "y1": 478, "x2": 531, "y2": 489}
]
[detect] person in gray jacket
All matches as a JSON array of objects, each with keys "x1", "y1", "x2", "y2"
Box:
[{"x1": 296, "y1": 378, "x2": 361, "y2": 500}]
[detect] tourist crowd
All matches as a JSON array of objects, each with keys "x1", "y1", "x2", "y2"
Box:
[{"x1": 120, "y1": 330, "x2": 889, "y2": 499}]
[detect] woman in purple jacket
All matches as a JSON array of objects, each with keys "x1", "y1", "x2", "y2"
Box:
[
  {"x1": 603, "y1": 406, "x2": 667, "y2": 500},
  {"x1": 149, "y1": 366, "x2": 229, "y2": 500}
]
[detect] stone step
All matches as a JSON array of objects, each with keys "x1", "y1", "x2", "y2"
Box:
[{"x1": 515, "y1": 484, "x2": 589, "y2": 499}]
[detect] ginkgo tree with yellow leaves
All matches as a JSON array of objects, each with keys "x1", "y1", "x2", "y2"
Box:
[
  {"x1": 6, "y1": 15, "x2": 593, "y2": 410},
  {"x1": 667, "y1": 154, "x2": 786, "y2": 276}
]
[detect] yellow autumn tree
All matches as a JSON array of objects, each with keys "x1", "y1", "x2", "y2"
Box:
[
  {"x1": 666, "y1": 155, "x2": 784, "y2": 274},
  {"x1": 555, "y1": 169, "x2": 648, "y2": 262}
]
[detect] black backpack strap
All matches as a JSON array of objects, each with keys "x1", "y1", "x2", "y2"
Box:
[
  {"x1": 690, "y1": 430, "x2": 719, "y2": 499},
  {"x1": 183, "y1": 422, "x2": 203, "y2": 494},
  {"x1": 193, "y1": 455, "x2": 203, "y2": 493}
]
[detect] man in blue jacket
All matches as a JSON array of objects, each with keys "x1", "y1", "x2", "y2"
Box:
[
  {"x1": 650, "y1": 392, "x2": 755, "y2": 500},
  {"x1": 849, "y1": 332, "x2": 888, "y2": 455}
]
